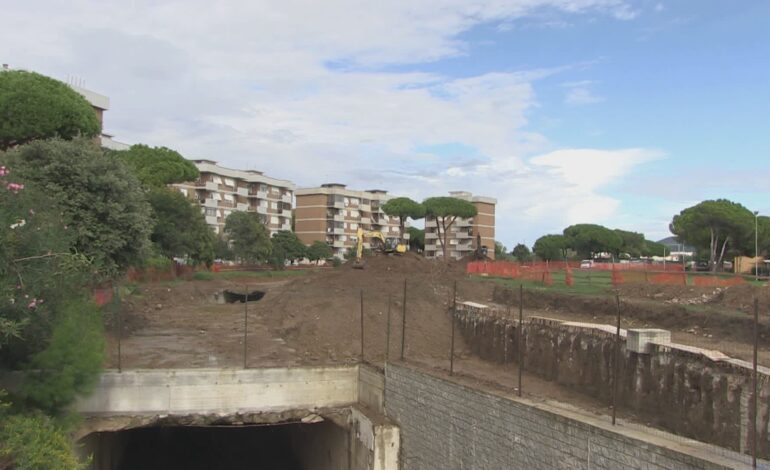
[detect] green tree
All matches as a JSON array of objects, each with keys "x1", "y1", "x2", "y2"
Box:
[
  {"x1": 613, "y1": 229, "x2": 646, "y2": 258},
  {"x1": 640, "y1": 240, "x2": 668, "y2": 258},
  {"x1": 2, "y1": 139, "x2": 152, "y2": 276},
  {"x1": 223, "y1": 211, "x2": 271, "y2": 263},
  {"x1": 111, "y1": 144, "x2": 199, "y2": 187},
  {"x1": 494, "y1": 241, "x2": 508, "y2": 260},
  {"x1": 21, "y1": 299, "x2": 104, "y2": 414},
  {"x1": 307, "y1": 241, "x2": 333, "y2": 264},
  {"x1": 670, "y1": 199, "x2": 754, "y2": 271},
  {"x1": 213, "y1": 235, "x2": 234, "y2": 261},
  {"x1": 0, "y1": 406, "x2": 87, "y2": 469},
  {"x1": 147, "y1": 189, "x2": 215, "y2": 265},
  {"x1": 381, "y1": 197, "x2": 425, "y2": 243},
  {"x1": 407, "y1": 227, "x2": 425, "y2": 252},
  {"x1": 533, "y1": 234, "x2": 567, "y2": 261},
  {"x1": 511, "y1": 243, "x2": 532, "y2": 262},
  {"x1": 0, "y1": 70, "x2": 100, "y2": 150},
  {"x1": 563, "y1": 224, "x2": 622, "y2": 260},
  {"x1": 423, "y1": 197, "x2": 477, "y2": 261},
  {"x1": 270, "y1": 230, "x2": 307, "y2": 268}
]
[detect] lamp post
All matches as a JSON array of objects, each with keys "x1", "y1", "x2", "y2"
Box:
[{"x1": 755, "y1": 211, "x2": 760, "y2": 281}]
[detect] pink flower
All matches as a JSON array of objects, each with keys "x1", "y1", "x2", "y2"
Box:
[{"x1": 28, "y1": 299, "x2": 38, "y2": 309}]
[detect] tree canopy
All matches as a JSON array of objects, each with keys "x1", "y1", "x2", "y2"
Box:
[
  {"x1": 2, "y1": 139, "x2": 152, "y2": 276},
  {"x1": 407, "y1": 227, "x2": 424, "y2": 252},
  {"x1": 511, "y1": 243, "x2": 532, "y2": 262},
  {"x1": 270, "y1": 230, "x2": 306, "y2": 267},
  {"x1": 111, "y1": 144, "x2": 199, "y2": 187},
  {"x1": 0, "y1": 70, "x2": 100, "y2": 150},
  {"x1": 533, "y1": 234, "x2": 568, "y2": 261},
  {"x1": 423, "y1": 197, "x2": 477, "y2": 260},
  {"x1": 224, "y1": 212, "x2": 272, "y2": 263},
  {"x1": 307, "y1": 241, "x2": 333, "y2": 264},
  {"x1": 147, "y1": 189, "x2": 215, "y2": 265},
  {"x1": 381, "y1": 197, "x2": 425, "y2": 242},
  {"x1": 670, "y1": 199, "x2": 754, "y2": 271},
  {"x1": 563, "y1": 224, "x2": 622, "y2": 259}
]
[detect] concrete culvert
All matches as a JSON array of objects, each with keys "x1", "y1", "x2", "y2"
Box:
[{"x1": 223, "y1": 290, "x2": 265, "y2": 303}]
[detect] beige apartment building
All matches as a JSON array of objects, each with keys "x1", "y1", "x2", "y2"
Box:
[
  {"x1": 424, "y1": 191, "x2": 496, "y2": 260},
  {"x1": 294, "y1": 184, "x2": 404, "y2": 259},
  {"x1": 174, "y1": 160, "x2": 295, "y2": 236}
]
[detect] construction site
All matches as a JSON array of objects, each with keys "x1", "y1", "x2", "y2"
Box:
[{"x1": 74, "y1": 254, "x2": 770, "y2": 469}]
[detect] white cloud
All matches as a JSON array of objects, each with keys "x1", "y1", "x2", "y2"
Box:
[
  {"x1": 562, "y1": 80, "x2": 605, "y2": 105},
  {"x1": 0, "y1": 0, "x2": 654, "y2": 243}
]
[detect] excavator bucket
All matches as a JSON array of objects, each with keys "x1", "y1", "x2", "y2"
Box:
[{"x1": 353, "y1": 260, "x2": 366, "y2": 269}]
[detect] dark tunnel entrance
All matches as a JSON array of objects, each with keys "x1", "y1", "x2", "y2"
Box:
[{"x1": 82, "y1": 420, "x2": 352, "y2": 470}]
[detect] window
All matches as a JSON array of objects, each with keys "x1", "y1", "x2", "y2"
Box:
[
  {"x1": 212, "y1": 193, "x2": 221, "y2": 200},
  {"x1": 224, "y1": 194, "x2": 234, "y2": 202},
  {"x1": 344, "y1": 197, "x2": 350, "y2": 206},
  {"x1": 350, "y1": 210, "x2": 359, "y2": 218},
  {"x1": 205, "y1": 208, "x2": 217, "y2": 216},
  {"x1": 224, "y1": 178, "x2": 235, "y2": 187},
  {"x1": 271, "y1": 216, "x2": 279, "y2": 224},
  {"x1": 350, "y1": 198, "x2": 359, "y2": 206},
  {"x1": 351, "y1": 223, "x2": 358, "y2": 230},
  {"x1": 271, "y1": 201, "x2": 278, "y2": 209},
  {"x1": 213, "y1": 176, "x2": 222, "y2": 184}
]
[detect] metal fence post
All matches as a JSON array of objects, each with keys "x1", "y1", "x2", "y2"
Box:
[
  {"x1": 360, "y1": 289, "x2": 365, "y2": 363},
  {"x1": 386, "y1": 294, "x2": 392, "y2": 366},
  {"x1": 752, "y1": 297, "x2": 759, "y2": 468},
  {"x1": 116, "y1": 285, "x2": 122, "y2": 373},
  {"x1": 612, "y1": 292, "x2": 621, "y2": 425},
  {"x1": 243, "y1": 285, "x2": 248, "y2": 369},
  {"x1": 449, "y1": 281, "x2": 457, "y2": 376},
  {"x1": 518, "y1": 284, "x2": 523, "y2": 397},
  {"x1": 400, "y1": 279, "x2": 407, "y2": 361}
]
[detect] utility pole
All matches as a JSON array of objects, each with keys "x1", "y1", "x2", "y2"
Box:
[{"x1": 755, "y1": 211, "x2": 760, "y2": 281}]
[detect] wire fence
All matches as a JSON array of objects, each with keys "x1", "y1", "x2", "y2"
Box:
[{"x1": 102, "y1": 270, "x2": 770, "y2": 468}]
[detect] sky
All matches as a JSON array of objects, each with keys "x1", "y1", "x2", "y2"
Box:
[{"x1": 2, "y1": 0, "x2": 769, "y2": 247}]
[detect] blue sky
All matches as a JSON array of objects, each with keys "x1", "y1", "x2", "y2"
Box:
[{"x1": 2, "y1": 0, "x2": 769, "y2": 247}]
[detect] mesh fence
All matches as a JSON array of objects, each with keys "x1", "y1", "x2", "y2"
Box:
[{"x1": 101, "y1": 267, "x2": 769, "y2": 467}]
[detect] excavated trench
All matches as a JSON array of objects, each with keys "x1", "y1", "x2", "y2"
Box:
[{"x1": 82, "y1": 420, "x2": 352, "y2": 470}]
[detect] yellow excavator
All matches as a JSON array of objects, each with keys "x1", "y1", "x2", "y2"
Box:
[{"x1": 353, "y1": 227, "x2": 407, "y2": 268}]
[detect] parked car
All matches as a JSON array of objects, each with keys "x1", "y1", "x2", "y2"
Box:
[{"x1": 580, "y1": 260, "x2": 594, "y2": 269}]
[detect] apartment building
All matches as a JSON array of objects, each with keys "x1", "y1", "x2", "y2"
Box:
[
  {"x1": 174, "y1": 160, "x2": 295, "y2": 236},
  {"x1": 424, "y1": 191, "x2": 496, "y2": 260},
  {"x1": 294, "y1": 184, "x2": 404, "y2": 259}
]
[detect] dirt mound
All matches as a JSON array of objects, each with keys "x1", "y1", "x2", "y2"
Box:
[
  {"x1": 709, "y1": 283, "x2": 770, "y2": 313},
  {"x1": 263, "y1": 254, "x2": 469, "y2": 364}
]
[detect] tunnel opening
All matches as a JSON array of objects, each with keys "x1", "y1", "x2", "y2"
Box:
[{"x1": 81, "y1": 419, "x2": 353, "y2": 470}]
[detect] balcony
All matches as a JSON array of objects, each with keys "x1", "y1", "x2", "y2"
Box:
[
  {"x1": 250, "y1": 190, "x2": 268, "y2": 199},
  {"x1": 332, "y1": 214, "x2": 345, "y2": 222},
  {"x1": 332, "y1": 201, "x2": 345, "y2": 209},
  {"x1": 205, "y1": 215, "x2": 218, "y2": 225},
  {"x1": 425, "y1": 243, "x2": 438, "y2": 251},
  {"x1": 280, "y1": 208, "x2": 292, "y2": 216},
  {"x1": 359, "y1": 204, "x2": 371, "y2": 212},
  {"x1": 236, "y1": 187, "x2": 249, "y2": 196},
  {"x1": 333, "y1": 240, "x2": 346, "y2": 248},
  {"x1": 281, "y1": 193, "x2": 292, "y2": 203},
  {"x1": 453, "y1": 230, "x2": 473, "y2": 238},
  {"x1": 205, "y1": 182, "x2": 218, "y2": 191},
  {"x1": 256, "y1": 206, "x2": 268, "y2": 215},
  {"x1": 236, "y1": 203, "x2": 249, "y2": 211},
  {"x1": 203, "y1": 198, "x2": 218, "y2": 207},
  {"x1": 332, "y1": 227, "x2": 344, "y2": 235},
  {"x1": 359, "y1": 216, "x2": 371, "y2": 224}
]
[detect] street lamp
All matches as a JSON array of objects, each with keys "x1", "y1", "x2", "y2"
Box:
[{"x1": 755, "y1": 211, "x2": 760, "y2": 281}]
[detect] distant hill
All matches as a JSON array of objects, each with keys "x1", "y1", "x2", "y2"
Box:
[{"x1": 657, "y1": 236, "x2": 696, "y2": 253}]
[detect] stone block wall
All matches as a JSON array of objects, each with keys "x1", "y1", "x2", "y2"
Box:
[
  {"x1": 453, "y1": 303, "x2": 770, "y2": 458},
  {"x1": 384, "y1": 363, "x2": 741, "y2": 469}
]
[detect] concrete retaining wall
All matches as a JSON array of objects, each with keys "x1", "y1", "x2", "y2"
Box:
[
  {"x1": 385, "y1": 363, "x2": 746, "y2": 469},
  {"x1": 453, "y1": 302, "x2": 770, "y2": 458},
  {"x1": 76, "y1": 366, "x2": 358, "y2": 415}
]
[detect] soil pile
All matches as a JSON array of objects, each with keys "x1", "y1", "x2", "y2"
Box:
[{"x1": 264, "y1": 253, "x2": 470, "y2": 365}]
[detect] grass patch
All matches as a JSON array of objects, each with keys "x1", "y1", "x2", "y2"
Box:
[{"x1": 470, "y1": 273, "x2": 612, "y2": 296}]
